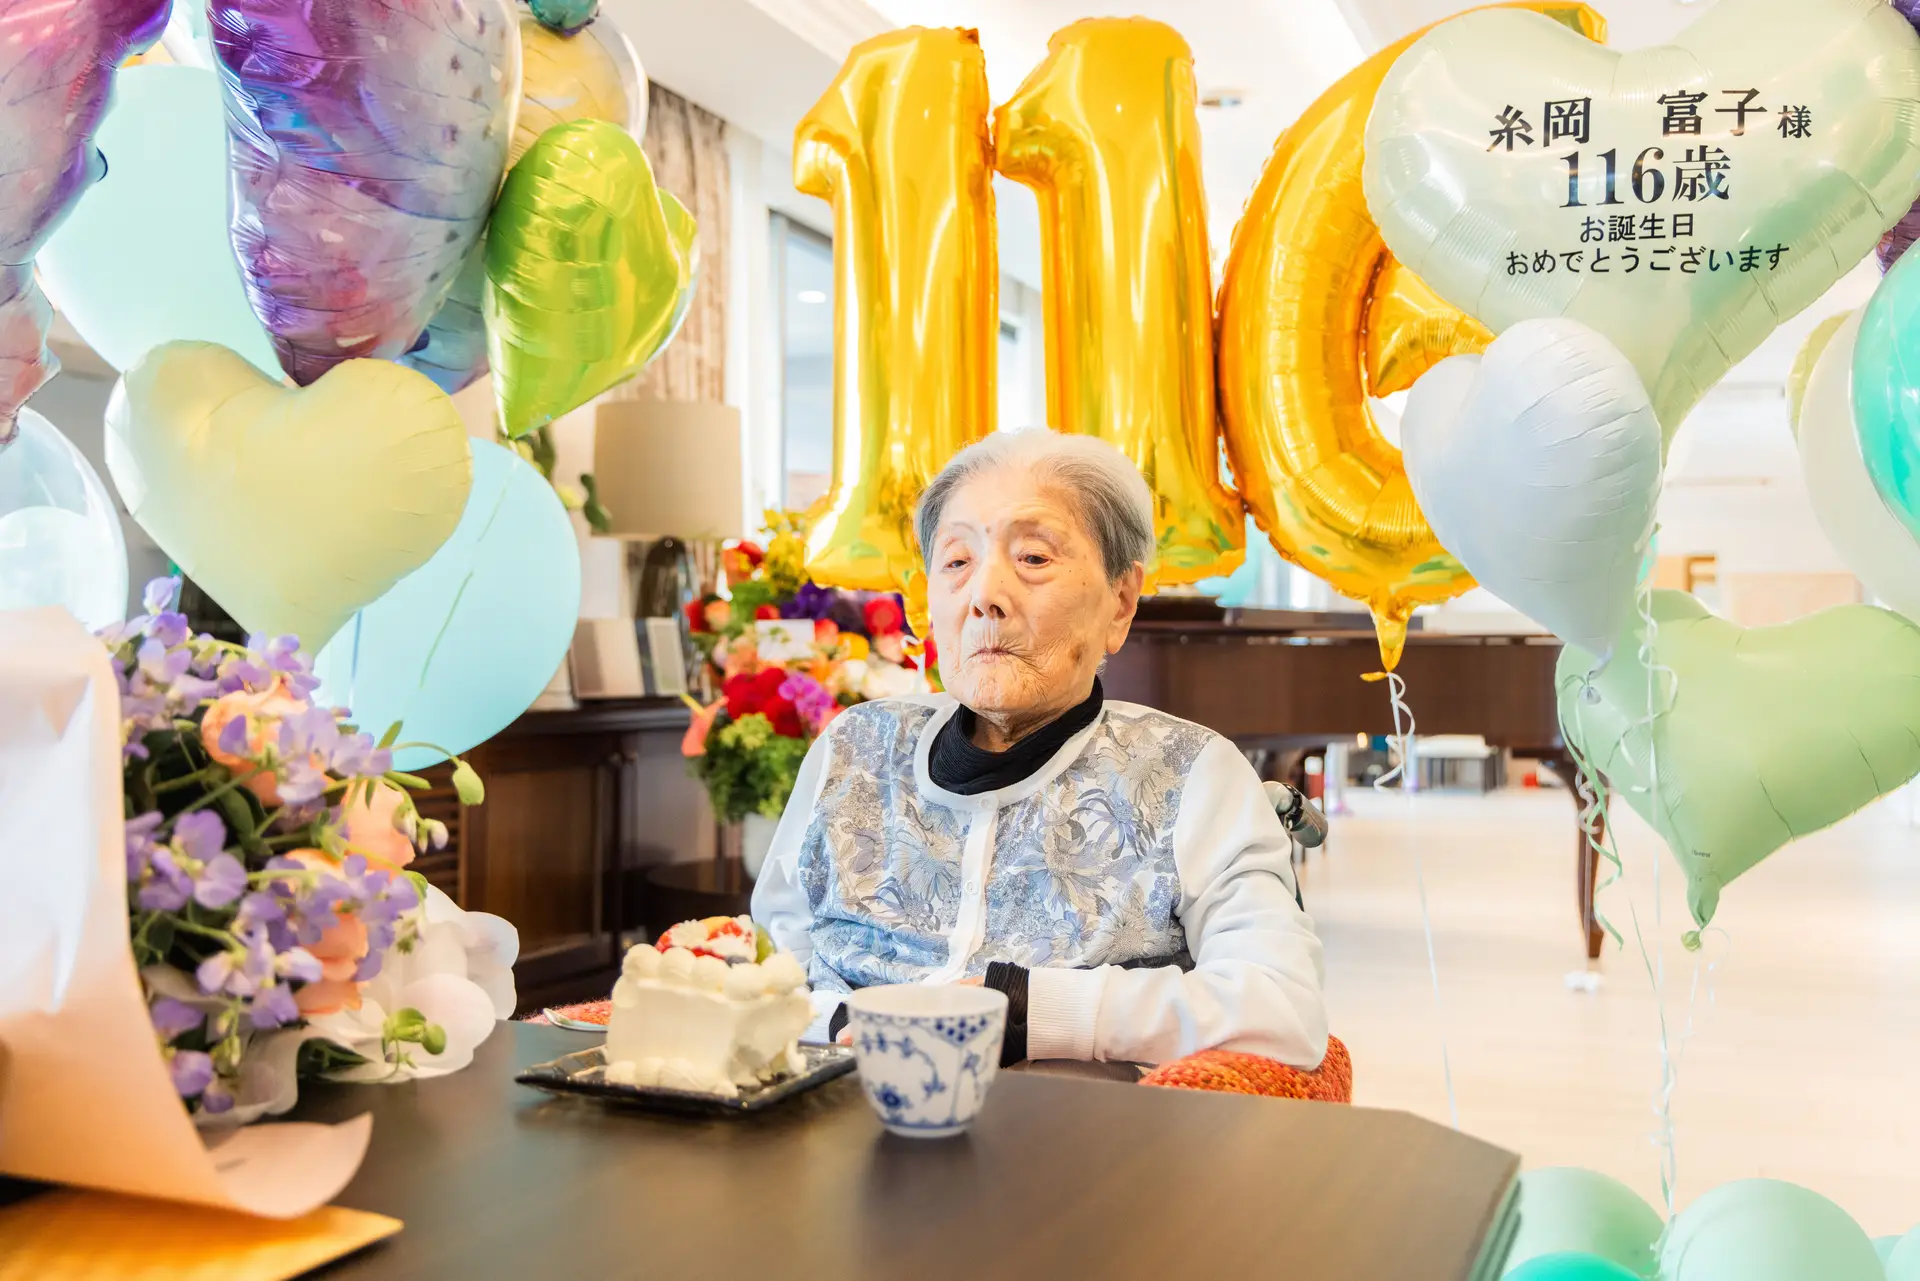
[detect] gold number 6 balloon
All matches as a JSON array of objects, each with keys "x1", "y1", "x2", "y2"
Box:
[{"x1": 1217, "y1": 2, "x2": 1606, "y2": 670}]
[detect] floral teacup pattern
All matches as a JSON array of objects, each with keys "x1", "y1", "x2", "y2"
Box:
[{"x1": 847, "y1": 985, "x2": 1008, "y2": 1138}]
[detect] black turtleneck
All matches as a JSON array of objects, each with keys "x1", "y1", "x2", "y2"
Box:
[
  {"x1": 827, "y1": 680, "x2": 1104, "y2": 1064},
  {"x1": 927, "y1": 678, "x2": 1104, "y2": 796}
]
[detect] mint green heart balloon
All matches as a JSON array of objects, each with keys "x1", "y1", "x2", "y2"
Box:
[
  {"x1": 1659, "y1": 1179, "x2": 1880, "y2": 1281},
  {"x1": 1853, "y1": 240, "x2": 1920, "y2": 539},
  {"x1": 1505, "y1": 1169, "x2": 1663, "y2": 1278},
  {"x1": 1558, "y1": 591, "x2": 1920, "y2": 926}
]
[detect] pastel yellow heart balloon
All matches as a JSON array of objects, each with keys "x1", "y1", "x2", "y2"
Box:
[
  {"x1": 1364, "y1": 0, "x2": 1920, "y2": 436},
  {"x1": 486, "y1": 119, "x2": 696, "y2": 437},
  {"x1": 105, "y1": 341, "x2": 472, "y2": 651}
]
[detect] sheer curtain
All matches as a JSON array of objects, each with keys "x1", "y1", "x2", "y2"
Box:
[{"x1": 614, "y1": 83, "x2": 731, "y2": 404}]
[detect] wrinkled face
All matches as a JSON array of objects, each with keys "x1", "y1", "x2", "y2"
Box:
[{"x1": 927, "y1": 466, "x2": 1142, "y2": 730}]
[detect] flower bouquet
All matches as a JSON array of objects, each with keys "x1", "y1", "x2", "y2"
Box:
[
  {"x1": 110, "y1": 577, "x2": 517, "y2": 1124},
  {"x1": 680, "y1": 512, "x2": 936, "y2": 826}
]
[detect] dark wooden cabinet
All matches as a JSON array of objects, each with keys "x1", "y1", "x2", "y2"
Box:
[{"x1": 417, "y1": 698, "x2": 716, "y2": 1013}]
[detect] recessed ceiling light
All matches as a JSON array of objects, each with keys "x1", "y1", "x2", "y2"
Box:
[{"x1": 796, "y1": 289, "x2": 827, "y2": 304}]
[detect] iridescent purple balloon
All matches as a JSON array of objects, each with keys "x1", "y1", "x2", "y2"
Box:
[
  {"x1": 1895, "y1": 0, "x2": 1920, "y2": 35},
  {"x1": 211, "y1": 0, "x2": 519, "y2": 387},
  {"x1": 0, "y1": 0, "x2": 170, "y2": 440},
  {"x1": 1880, "y1": 199, "x2": 1920, "y2": 273},
  {"x1": 400, "y1": 240, "x2": 489, "y2": 394}
]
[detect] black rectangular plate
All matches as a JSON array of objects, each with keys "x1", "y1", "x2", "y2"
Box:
[{"x1": 515, "y1": 1043, "x2": 856, "y2": 1116}]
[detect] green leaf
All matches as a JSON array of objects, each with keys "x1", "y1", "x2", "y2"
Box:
[
  {"x1": 387, "y1": 771, "x2": 431, "y2": 791},
  {"x1": 297, "y1": 1038, "x2": 374, "y2": 1078},
  {"x1": 216, "y1": 789, "x2": 269, "y2": 859},
  {"x1": 378, "y1": 720, "x2": 403, "y2": 750},
  {"x1": 579, "y1": 472, "x2": 612, "y2": 535},
  {"x1": 450, "y1": 758, "x2": 486, "y2": 806}
]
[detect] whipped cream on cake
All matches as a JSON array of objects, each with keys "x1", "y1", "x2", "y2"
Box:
[{"x1": 603, "y1": 915, "x2": 812, "y2": 1098}]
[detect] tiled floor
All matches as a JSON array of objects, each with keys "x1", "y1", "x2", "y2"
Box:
[{"x1": 1307, "y1": 784, "x2": 1920, "y2": 1235}]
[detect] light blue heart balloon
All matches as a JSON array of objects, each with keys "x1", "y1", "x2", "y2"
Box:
[
  {"x1": 38, "y1": 64, "x2": 280, "y2": 377},
  {"x1": 1854, "y1": 243, "x2": 1920, "y2": 540},
  {"x1": 312, "y1": 439, "x2": 580, "y2": 769}
]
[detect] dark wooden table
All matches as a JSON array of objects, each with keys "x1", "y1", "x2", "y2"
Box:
[{"x1": 289, "y1": 1022, "x2": 1520, "y2": 1281}]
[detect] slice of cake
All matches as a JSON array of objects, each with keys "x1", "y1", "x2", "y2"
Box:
[{"x1": 603, "y1": 915, "x2": 813, "y2": 1097}]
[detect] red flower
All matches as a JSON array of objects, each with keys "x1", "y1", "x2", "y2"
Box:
[
  {"x1": 814, "y1": 619, "x2": 841, "y2": 646},
  {"x1": 864, "y1": 596, "x2": 905, "y2": 637},
  {"x1": 763, "y1": 695, "x2": 804, "y2": 739},
  {"x1": 684, "y1": 598, "x2": 708, "y2": 634},
  {"x1": 722, "y1": 667, "x2": 783, "y2": 719},
  {"x1": 923, "y1": 637, "x2": 938, "y2": 667},
  {"x1": 754, "y1": 604, "x2": 780, "y2": 620},
  {"x1": 723, "y1": 541, "x2": 766, "y2": 583},
  {"x1": 735, "y1": 541, "x2": 765, "y2": 567}
]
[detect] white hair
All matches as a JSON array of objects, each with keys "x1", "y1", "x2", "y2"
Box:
[{"x1": 914, "y1": 429, "x2": 1155, "y2": 582}]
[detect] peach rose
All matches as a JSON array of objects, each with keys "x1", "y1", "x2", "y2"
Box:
[
  {"x1": 721, "y1": 637, "x2": 761, "y2": 680},
  {"x1": 287, "y1": 850, "x2": 371, "y2": 1016},
  {"x1": 199, "y1": 680, "x2": 312, "y2": 806},
  {"x1": 344, "y1": 784, "x2": 415, "y2": 874}
]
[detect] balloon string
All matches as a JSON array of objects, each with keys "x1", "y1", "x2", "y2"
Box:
[{"x1": 1371, "y1": 670, "x2": 1459, "y2": 1130}]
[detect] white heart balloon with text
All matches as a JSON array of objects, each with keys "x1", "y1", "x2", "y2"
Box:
[
  {"x1": 1402, "y1": 318, "x2": 1661, "y2": 660},
  {"x1": 1364, "y1": 0, "x2": 1920, "y2": 437}
]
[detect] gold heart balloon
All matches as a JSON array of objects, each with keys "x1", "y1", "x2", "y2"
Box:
[
  {"x1": 510, "y1": 8, "x2": 648, "y2": 168},
  {"x1": 486, "y1": 118, "x2": 696, "y2": 438},
  {"x1": 105, "y1": 341, "x2": 472, "y2": 651},
  {"x1": 1364, "y1": 0, "x2": 1920, "y2": 437}
]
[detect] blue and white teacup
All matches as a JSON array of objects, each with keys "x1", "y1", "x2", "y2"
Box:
[{"x1": 846, "y1": 984, "x2": 1008, "y2": 1139}]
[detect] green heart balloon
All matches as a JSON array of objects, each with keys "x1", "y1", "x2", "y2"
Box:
[
  {"x1": 1364, "y1": 0, "x2": 1920, "y2": 438},
  {"x1": 1558, "y1": 591, "x2": 1920, "y2": 926},
  {"x1": 486, "y1": 119, "x2": 697, "y2": 438}
]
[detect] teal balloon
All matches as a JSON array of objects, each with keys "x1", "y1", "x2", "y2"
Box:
[
  {"x1": 1888, "y1": 1226, "x2": 1920, "y2": 1280},
  {"x1": 1855, "y1": 243, "x2": 1920, "y2": 540},
  {"x1": 1505, "y1": 1168, "x2": 1662, "y2": 1278},
  {"x1": 38, "y1": 65, "x2": 280, "y2": 377},
  {"x1": 311, "y1": 439, "x2": 580, "y2": 769},
  {"x1": 1660, "y1": 1180, "x2": 1881, "y2": 1281},
  {"x1": 1507, "y1": 1255, "x2": 1639, "y2": 1281}
]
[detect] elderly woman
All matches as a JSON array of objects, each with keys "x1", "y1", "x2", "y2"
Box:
[{"x1": 751, "y1": 430, "x2": 1327, "y2": 1072}]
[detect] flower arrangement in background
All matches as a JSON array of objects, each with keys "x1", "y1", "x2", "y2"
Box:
[
  {"x1": 681, "y1": 511, "x2": 939, "y2": 822},
  {"x1": 110, "y1": 578, "x2": 517, "y2": 1124}
]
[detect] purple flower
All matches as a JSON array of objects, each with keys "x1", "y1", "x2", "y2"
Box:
[
  {"x1": 174, "y1": 810, "x2": 226, "y2": 862},
  {"x1": 352, "y1": 950, "x2": 386, "y2": 982},
  {"x1": 168, "y1": 673, "x2": 221, "y2": 709},
  {"x1": 199, "y1": 1078, "x2": 235, "y2": 1115},
  {"x1": 330, "y1": 730, "x2": 392, "y2": 779},
  {"x1": 143, "y1": 576, "x2": 182, "y2": 616},
  {"x1": 779, "y1": 673, "x2": 836, "y2": 729},
  {"x1": 137, "y1": 848, "x2": 192, "y2": 912},
  {"x1": 193, "y1": 853, "x2": 248, "y2": 909},
  {"x1": 125, "y1": 811, "x2": 164, "y2": 882},
  {"x1": 247, "y1": 984, "x2": 299, "y2": 1030},
  {"x1": 277, "y1": 947, "x2": 322, "y2": 984},
  {"x1": 280, "y1": 705, "x2": 340, "y2": 760},
  {"x1": 150, "y1": 997, "x2": 204, "y2": 1040},
  {"x1": 136, "y1": 638, "x2": 190, "y2": 687},
  {"x1": 196, "y1": 950, "x2": 240, "y2": 996},
  {"x1": 217, "y1": 713, "x2": 251, "y2": 756},
  {"x1": 781, "y1": 581, "x2": 837, "y2": 621},
  {"x1": 168, "y1": 1049, "x2": 214, "y2": 1099},
  {"x1": 279, "y1": 759, "x2": 331, "y2": 806},
  {"x1": 217, "y1": 653, "x2": 272, "y2": 694},
  {"x1": 148, "y1": 611, "x2": 190, "y2": 650}
]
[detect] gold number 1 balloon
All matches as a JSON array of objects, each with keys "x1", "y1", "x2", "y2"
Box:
[
  {"x1": 795, "y1": 27, "x2": 998, "y2": 593},
  {"x1": 995, "y1": 19, "x2": 1244, "y2": 586},
  {"x1": 1216, "y1": 2, "x2": 1606, "y2": 670}
]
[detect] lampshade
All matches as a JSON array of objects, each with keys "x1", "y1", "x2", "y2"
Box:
[{"x1": 592, "y1": 399, "x2": 745, "y2": 540}]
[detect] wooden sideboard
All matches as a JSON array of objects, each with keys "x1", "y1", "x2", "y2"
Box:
[{"x1": 415, "y1": 699, "x2": 715, "y2": 1013}]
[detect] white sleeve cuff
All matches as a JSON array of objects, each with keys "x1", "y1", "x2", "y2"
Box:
[{"x1": 1025, "y1": 967, "x2": 1106, "y2": 1061}]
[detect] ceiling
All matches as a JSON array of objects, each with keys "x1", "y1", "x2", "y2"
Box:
[{"x1": 1335, "y1": 0, "x2": 1713, "y2": 51}]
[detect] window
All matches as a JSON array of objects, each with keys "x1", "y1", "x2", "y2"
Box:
[{"x1": 772, "y1": 214, "x2": 834, "y2": 512}]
